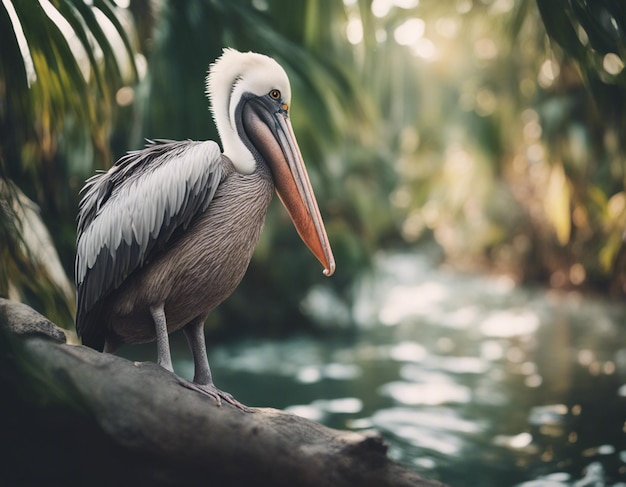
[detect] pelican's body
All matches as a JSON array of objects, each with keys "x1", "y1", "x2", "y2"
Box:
[
  {"x1": 81, "y1": 147, "x2": 272, "y2": 347},
  {"x1": 75, "y1": 50, "x2": 335, "y2": 408}
]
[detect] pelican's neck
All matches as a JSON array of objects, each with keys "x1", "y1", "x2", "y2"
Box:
[
  {"x1": 215, "y1": 109, "x2": 256, "y2": 175},
  {"x1": 207, "y1": 52, "x2": 257, "y2": 175}
]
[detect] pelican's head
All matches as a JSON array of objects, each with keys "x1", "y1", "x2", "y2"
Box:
[
  {"x1": 207, "y1": 49, "x2": 291, "y2": 174},
  {"x1": 206, "y1": 49, "x2": 335, "y2": 277}
]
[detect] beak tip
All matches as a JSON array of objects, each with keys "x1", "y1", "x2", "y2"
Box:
[{"x1": 323, "y1": 260, "x2": 336, "y2": 277}]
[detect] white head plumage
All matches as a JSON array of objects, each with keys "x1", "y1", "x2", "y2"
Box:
[{"x1": 206, "y1": 49, "x2": 292, "y2": 174}]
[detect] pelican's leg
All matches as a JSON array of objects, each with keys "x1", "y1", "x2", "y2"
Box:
[
  {"x1": 182, "y1": 318, "x2": 249, "y2": 411},
  {"x1": 183, "y1": 317, "x2": 213, "y2": 385},
  {"x1": 150, "y1": 303, "x2": 174, "y2": 373}
]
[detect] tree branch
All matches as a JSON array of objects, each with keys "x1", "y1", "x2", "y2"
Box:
[{"x1": 0, "y1": 298, "x2": 447, "y2": 487}]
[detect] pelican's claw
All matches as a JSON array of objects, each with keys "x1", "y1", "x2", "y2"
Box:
[{"x1": 180, "y1": 380, "x2": 252, "y2": 412}]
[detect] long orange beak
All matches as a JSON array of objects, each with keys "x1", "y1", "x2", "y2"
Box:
[{"x1": 242, "y1": 99, "x2": 335, "y2": 276}]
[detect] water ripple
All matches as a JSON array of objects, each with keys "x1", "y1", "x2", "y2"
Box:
[
  {"x1": 380, "y1": 380, "x2": 472, "y2": 405},
  {"x1": 362, "y1": 407, "x2": 483, "y2": 457}
]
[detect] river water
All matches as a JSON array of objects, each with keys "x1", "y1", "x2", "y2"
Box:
[{"x1": 160, "y1": 252, "x2": 626, "y2": 486}]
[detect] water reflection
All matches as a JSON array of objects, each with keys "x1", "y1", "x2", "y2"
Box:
[
  {"x1": 380, "y1": 378, "x2": 472, "y2": 406},
  {"x1": 165, "y1": 252, "x2": 626, "y2": 487}
]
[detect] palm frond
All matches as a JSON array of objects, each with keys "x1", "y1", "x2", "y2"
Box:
[{"x1": 0, "y1": 0, "x2": 139, "y2": 323}]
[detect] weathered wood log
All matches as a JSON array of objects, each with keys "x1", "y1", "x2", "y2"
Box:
[{"x1": 0, "y1": 298, "x2": 447, "y2": 487}]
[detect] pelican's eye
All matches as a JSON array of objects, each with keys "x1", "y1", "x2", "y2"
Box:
[{"x1": 269, "y1": 89, "x2": 281, "y2": 100}]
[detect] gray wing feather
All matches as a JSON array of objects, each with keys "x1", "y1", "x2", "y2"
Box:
[{"x1": 75, "y1": 140, "x2": 223, "y2": 343}]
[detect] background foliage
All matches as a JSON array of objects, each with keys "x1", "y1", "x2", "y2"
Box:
[{"x1": 1, "y1": 0, "x2": 624, "y2": 333}]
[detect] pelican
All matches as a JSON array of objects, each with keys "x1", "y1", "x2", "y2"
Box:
[{"x1": 75, "y1": 49, "x2": 335, "y2": 409}]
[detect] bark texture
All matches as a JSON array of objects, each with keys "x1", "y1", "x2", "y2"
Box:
[{"x1": 0, "y1": 298, "x2": 447, "y2": 487}]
